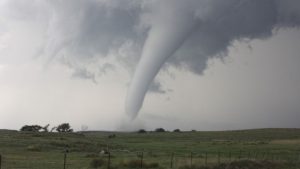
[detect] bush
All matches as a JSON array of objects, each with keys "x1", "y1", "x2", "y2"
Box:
[
  {"x1": 178, "y1": 160, "x2": 281, "y2": 169},
  {"x1": 108, "y1": 134, "x2": 116, "y2": 138},
  {"x1": 179, "y1": 165, "x2": 210, "y2": 169},
  {"x1": 138, "y1": 129, "x2": 147, "y2": 133},
  {"x1": 56, "y1": 123, "x2": 73, "y2": 132},
  {"x1": 155, "y1": 128, "x2": 165, "y2": 132},
  {"x1": 20, "y1": 125, "x2": 42, "y2": 132},
  {"x1": 146, "y1": 162, "x2": 159, "y2": 168},
  {"x1": 120, "y1": 160, "x2": 160, "y2": 169},
  {"x1": 173, "y1": 129, "x2": 181, "y2": 132},
  {"x1": 89, "y1": 158, "x2": 105, "y2": 168},
  {"x1": 85, "y1": 153, "x2": 99, "y2": 158},
  {"x1": 121, "y1": 159, "x2": 141, "y2": 168}
]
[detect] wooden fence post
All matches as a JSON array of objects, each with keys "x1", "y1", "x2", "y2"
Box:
[
  {"x1": 170, "y1": 153, "x2": 174, "y2": 168},
  {"x1": 63, "y1": 151, "x2": 67, "y2": 169},
  {"x1": 0, "y1": 154, "x2": 2, "y2": 169},
  {"x1": 140, "y1": 152, "x2": 144, "y2": 169},
  {"x1": 262, "y1": 152, "x2": 265, "y2": 160},
  {"x1": 190, "y1": 152, "x2": 193, "y2": 167},
  {"x1": 254, "y1": 152, "x2": 258, "y2": 160},
  {"x1": 205, "y1": 152, "x2": 207, "y2": 166},
  {"x1": 218, "y1": 151, "x2": 220, "y2": 165},
  {"x1": 107, "y1": 152, "x2": 111, "y2": 169}
]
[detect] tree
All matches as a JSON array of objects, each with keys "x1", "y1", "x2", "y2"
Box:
[
  {"x1": 155, "y1": 128, "x2": 165, "y2": 132},
  {"x1": 137, "y1": 129, "x2": 147, "y2": 133},
  {"x1": 20, "y1": 125, "x2": 42, "y2": 132},
  {"x1": 50, "y1": 126, "x2": 57, "y2": 132},
  {"x1": 56, "y1": 123, "x2": 73, "y2": 132},
  {"x1": 108, "y1": 134, "x2": 116, "y2": 138},
  {"x1": 173, "y1": 129, "x2": 181, "y2": 132},
  {"x1": 42, "y1": 124, "x2": 50, "y2": 132}
]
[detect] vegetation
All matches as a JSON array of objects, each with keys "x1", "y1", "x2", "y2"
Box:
[
  {"x1": 89, "y1": 158, "x2": 105, "y2": 168},
  {"x1": 173, "y1": 129, "x2": 181, "y2": 132},
  {"x1": 155, "y1": 128, "x2": 165, "y2": 132},
  {"x1": 20, "y1": 123, "x2": 68, "y2": 133},
  {"x1": 138, "y1": 129, "x2": 147, "y2": 133},
  {"x1": 178, "y1": 160, "x2": 283, "y2": 169},
  {"x1": 0, "y1": 128, "x2": 300, "y2": 168},
  {"x1": 56, "y1": 123, "x2": 73, "y2": 132},
  {"x1": 120, "y1": 159, "x2": 159, "y2": 169},
  {"x1": 108, "y1": 134, "x2": 116, "y2": 138},
  {"x1": 20, "y1": 125, "x2": 43, "y2": 132}
]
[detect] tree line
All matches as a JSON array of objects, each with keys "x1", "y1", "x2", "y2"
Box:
[
  {"x1": 137, "y1": 128, "x2": 190, "y2": 133},
  {"x1": 20, "y1": 123, "x2": 73, "y2": 133}
]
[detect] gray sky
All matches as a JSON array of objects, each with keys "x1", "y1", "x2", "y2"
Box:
[{"x1": 0, "y1": 0, "x2": 300, "y2": 131}]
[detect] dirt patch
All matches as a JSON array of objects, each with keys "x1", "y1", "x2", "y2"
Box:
[
  {"x1": 271, "y1": 139, "x2": 300, "y2": 145},
  {"x1": 179, "y1": 160, "x2": 282, "y2": 169}
]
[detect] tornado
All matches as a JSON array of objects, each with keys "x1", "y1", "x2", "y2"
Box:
[
  {"x1": 125, "y1": 0, "x2": 300, "y2": 119},
  {"x1": 125, "y1": 2, "x2": 197, "y2": 119}
]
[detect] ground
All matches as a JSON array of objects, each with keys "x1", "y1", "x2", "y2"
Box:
[{"x1": 0, "y1": 128, "x2": 300, "y2": 169}]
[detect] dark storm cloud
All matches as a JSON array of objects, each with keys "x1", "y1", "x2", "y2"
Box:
[
  {"x1": 2, "y1": 0, "x2": 300, "y2": 100},
  {"x1": 169, "y1": 0, "x2": 300, "y2": 74},
  {"x1": 1, "y1": 0, "x2": 300, "y2": 129},
  {"x1": 3, "y1": 0, "x2": 299, "y2": 75}
]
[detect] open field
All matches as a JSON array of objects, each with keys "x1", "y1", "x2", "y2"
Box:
[{"x1": 0, "y1": 128, "x2": 300, "y2": 169}]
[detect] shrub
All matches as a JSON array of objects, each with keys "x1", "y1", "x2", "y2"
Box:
[
  {"x1": 56, "y1": 123, "x2": 73, "y2": 132},
  {"x1": 122, "y1": 159, "x2": 141, "y2": 168},
  {"x1": 89, "y1": 158, "x2": 105, "y2": 168},
  {"x1": 20, "y1": 125, "x2": 42, "y2": 132},
  {"x1": 120, "y1": 160, "x2": 160, "y2": 168},
  {"x1": 178, "y1": 160, "x2": 281, "y2": 169},
  {"x1": 108, "y1": 134, "x2": 116, "y2": 138},
  {"x1": 85, "y1": 153, "x2": 99, "y2": 158},
  {"x1": 173, "y1": 129, "x2": 181, "y2": 132},
  {"x1": 155, "y1": 128, "x2": 165, "y2": 132},
  {"x1": 138, "y1": 129, "x2": 147, "y2": 133},
  {"x1": 146, "y1": 162, "x2": 159, "y2": 168}
]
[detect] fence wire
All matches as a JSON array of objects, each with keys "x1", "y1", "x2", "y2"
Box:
[{"x1": 0, "y1": 149, "x2": 299, "y2": 169}]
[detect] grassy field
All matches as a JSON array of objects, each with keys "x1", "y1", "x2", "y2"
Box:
[{"x1": 0, "y1": 128, "x2": 300, "y2": 169}]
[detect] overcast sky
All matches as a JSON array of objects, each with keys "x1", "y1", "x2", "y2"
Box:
[{"x1": 0, "y1": 0, "x2": 300, "y2": 131}]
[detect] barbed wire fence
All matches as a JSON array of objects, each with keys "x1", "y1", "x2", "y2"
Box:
[{"x1": 0, "y1": 149, "x2": 299, "y2": 169}]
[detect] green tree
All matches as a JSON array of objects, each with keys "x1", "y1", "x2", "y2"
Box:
[
  {"x1": 138, "y1": 129, "x2": 147, "y2": 133},
  {"x1": 56, "y1": 123, "x2": 73, "y2": 132},
  {"x1": 173, "y1": 129, "x2": 181, "y2": 132},
  {"x1": 155, "y1": 128, "x2": 165, "y2": 132},
  {"x1": 20, "y1": 125, "x2": 42, "y2": 132}
]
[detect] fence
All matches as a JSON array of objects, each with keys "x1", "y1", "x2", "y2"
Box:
[{"x1": 0, "y1": 149, "x2": 299, "y2": 169}]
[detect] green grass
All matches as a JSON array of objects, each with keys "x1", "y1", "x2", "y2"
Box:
[{"x1": 0, "y1": 128, "x2": 300, "y2": 169}]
